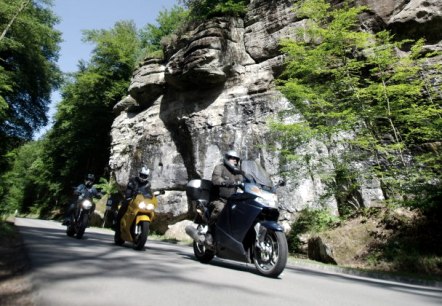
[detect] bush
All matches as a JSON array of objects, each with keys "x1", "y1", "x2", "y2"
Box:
[
  {"x1": 288, "y1": 208, "x2": 339, "y2": 253},
  {"x1": 182, "y1": 0, "x2": 249, "y2": 20}
]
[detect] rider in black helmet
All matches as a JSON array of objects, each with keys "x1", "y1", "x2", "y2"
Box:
[{"x1": 62, "y1": 174, "x2": 101, "y2": 225}]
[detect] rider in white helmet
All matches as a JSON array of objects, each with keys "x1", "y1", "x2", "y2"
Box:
[{"x1": 113, "y1": 166, "x2": 152, "y2": 230}]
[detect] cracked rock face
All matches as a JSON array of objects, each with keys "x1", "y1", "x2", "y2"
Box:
[{"x1": 109, "y1": 0, "x2": 441, "y2": 232}]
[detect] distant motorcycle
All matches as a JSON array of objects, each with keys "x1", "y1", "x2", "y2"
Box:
[
  {"x1": 185, "y1": 160, "x2": 288, "y2": 278},
  {"x1": 114, "y1": 187, "x2": 164, "y2": 250},
  {"x1": 66, "y1": 189, "x2": 96, "y2": 239}
]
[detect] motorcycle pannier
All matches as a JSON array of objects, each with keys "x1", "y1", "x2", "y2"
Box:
[{"x1": 186, "y1": 179, "x2": 212, "y2": 202}]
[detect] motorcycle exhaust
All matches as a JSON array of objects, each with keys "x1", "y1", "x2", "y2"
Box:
[{"x1": 185, "y1": 225, "x2": 204, "y2": 242}]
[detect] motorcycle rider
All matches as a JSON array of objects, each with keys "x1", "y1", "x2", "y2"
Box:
[
  {"x1": 62, "y1": 174, "x2": 101, "y2": 225},
  {"x1": 206, "y1": 150, "x2": 244, "y2": 243},
  {"x1": 113, "y1": 166, "x2": 152, "y2": 231}
]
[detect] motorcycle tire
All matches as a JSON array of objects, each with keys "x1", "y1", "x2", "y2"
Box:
[
  {"x1": 66, "y1": 225, "x2": 75, "y2": 237},
  {"x1": 76, "y1": 213, "x2": 89, "y2": 239},
  {"x1": 133, "y1": 221, "x2": 149, "y2": 250},
  {"x1": 253, "y1": 229, "x2": 288, "y2": 278},
  {"x1": 193, "y1": 241, "x2": 215, "y2": 263}
]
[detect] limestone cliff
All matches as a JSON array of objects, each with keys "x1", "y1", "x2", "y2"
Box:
[{"x1": 109, "y1": 0, "x2": 441, "y2": 232}]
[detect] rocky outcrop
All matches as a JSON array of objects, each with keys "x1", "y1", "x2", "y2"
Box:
[
  {"x1": 388, "y1": 0, "x2": 442, "y2": 44},
  {"x1": 109, "y1": 0, "x2": 441, "y2": 234}
]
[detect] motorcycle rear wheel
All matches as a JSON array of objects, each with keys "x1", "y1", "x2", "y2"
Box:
[
  {"x1": 193, "y1": 241, "x2": 215, "y2": 263},
  {"x1": 253, "y1": 230, "x2": 288, "y2": 278},
  {"x1": 133, "y1": 221, "x2": 149, "y2": 250}
]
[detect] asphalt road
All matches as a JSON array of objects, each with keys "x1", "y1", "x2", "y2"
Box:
[{"x1": 15, "y1": 218, "x2": 442, "y2": 306}]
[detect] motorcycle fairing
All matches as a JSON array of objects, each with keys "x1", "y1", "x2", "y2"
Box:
[
  {"x1": 136, "y1": 214, "x2": 152, "y2": 223},
  {"x1": 214, "y1": 195, "x2": 276, "y2": 262},
  {"x1": 258, "y1": 219, "x2": 284, "y2": 232},
  {"x1": 120, "y1": 193, "x2": 156, "y2": 242}
]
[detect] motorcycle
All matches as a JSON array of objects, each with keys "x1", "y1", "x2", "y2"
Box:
[
  {"x1": 114, "y1": 186, "x2": 164, "y2": 250},
  {"x1": 185, "y1": 160, "x2": 288, "y2": 278},
  {"x1": 66, "y1": 189, "x2": 96, "y2": 239}
]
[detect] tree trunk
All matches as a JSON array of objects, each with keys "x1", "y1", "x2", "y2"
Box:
[{"x1": 0, "y1": 0, "x2": 31, "y2": 42}]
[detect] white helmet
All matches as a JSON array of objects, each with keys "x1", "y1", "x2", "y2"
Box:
[{"x1": 138, "y1": 166, "x2": 150, "y2": 183}]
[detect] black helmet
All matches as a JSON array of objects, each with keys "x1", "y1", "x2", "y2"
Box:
[
  {"x1": 85, "y1": 174, "x2": 95, "y2": 187},
  {"x1": 138, "y1": 166, "x2": 150, "y2": 183},
  {"x1": 223, "y1": 150, "x2": 241, "y2": 173}
]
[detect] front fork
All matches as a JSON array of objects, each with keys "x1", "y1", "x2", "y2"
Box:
[{"x1": 254, "y1": 222, "x2": 268, "y2": 249}]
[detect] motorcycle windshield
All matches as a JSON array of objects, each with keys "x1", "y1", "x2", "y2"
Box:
[
  {"x1": 241, "y1": 160, "x2": 273, "y2": 189},
  {"x1": 81, "y1": 188, "x2": 92, "y2": 199}
]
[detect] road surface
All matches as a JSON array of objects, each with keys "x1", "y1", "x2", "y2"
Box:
[{"x1": 15, "y1": 218, "x2": 442, "y2": 306}]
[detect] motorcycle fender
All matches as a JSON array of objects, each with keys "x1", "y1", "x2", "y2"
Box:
[
  {"x1": 258, "y1": 220, "x2": 284, "y2": 232},
  {"x1": 136, "y1": 215, "x2": 151, "y2": 224}
]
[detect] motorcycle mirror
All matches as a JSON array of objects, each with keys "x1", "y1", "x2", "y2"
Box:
[{"x1": 153, "y1": 190, "x2": 166, "y2": 196}]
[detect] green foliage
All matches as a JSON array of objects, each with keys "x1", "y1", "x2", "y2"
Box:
[
  {"x1": 0, "y1": 140, "x2": 60, "y2": 215},
  {"x1": 0, "y1": 66, "x2": 11, "y2": 119},
  {"x1": 288, "y1": 208, "x2": 339, "y2": 253},
  {"x1": 0, "y1": 220, "x2": 15, "y2": 239},
  {"x1": 180, "y1": 0, "x2": 249, "y2": 20},
  {"x1": 41, "y1": 20, "x2": 141, "y2": 206},
  {"x1": 0, "y1": 0, "x2": 61, "y2": 199},
  {"x1": 0, "y1": 0, "x2": 62, "y2": 140},
  {"x1": 0, "y1": 5, "x2": 190, "y2": 216},
  {"x1": 275, "y1": 0, "x2": 442, "y2": 212},
  {"x1": 94, "y1": 176, "x2": 120, "y2": 196},
  {"x1": 139, "y1": 5, "x2": 188, "y2": 60}
]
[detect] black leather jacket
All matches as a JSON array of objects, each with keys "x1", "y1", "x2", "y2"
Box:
[
  {"x1": 125, "y1": 177, "x2": 152, "y2": 199},
  {"x1": 211, "y1": 164, "x2": 243, "y2": 200}
]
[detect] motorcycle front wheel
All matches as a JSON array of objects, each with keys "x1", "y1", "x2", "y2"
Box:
[
  {"x1": 253, "y1": 229, "x2": 288, "y2": 278},
  {"x1": 76, "y1": 213, "x2": 89, "y2": 239},
  {"x1": 66, "y1": 215, "x2": 75, "y2": 237},
  {"x1": 133, "y1": 221, "x2": 149, "y2": 250},
  {"x1": 66, "y1": 224, "x2": 75, "y2": 237}
]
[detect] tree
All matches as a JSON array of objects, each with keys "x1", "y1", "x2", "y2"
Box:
[
  {"x1": 39, "y1": 21, "x2": 141, "y2": 212},
  {"x1": 0, "y1": 0, "x2": 62, "y2": 140},
  {"x1": 1, "y1": 4, "x2": 194, "y2": 216},
  {"x1": 139, "y1": 5, "x2": 188, "y2": 59},
  {"x1": 0, "y1": 140, "x2": 59, "y2": 215},
  {"x1": 274, "y1": 0, "x2": 442, "y2": 211},
  {"x1": 180, "y1": 0, "x2": 249, "y2": 20},
  {"x1": 0, "y1": 0, "x2": 31, "y2": 41}
]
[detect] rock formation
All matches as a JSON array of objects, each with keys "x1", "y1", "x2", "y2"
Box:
[{"x1": 109, "y1": 0, "x2": 441, "y2": 233}]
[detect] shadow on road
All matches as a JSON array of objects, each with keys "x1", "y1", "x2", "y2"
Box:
[{"x1": 15, "y1": 219, "x2": 442, "y2": 305}]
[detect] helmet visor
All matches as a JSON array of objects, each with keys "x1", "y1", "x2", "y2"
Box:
[{"x1": 227, "y1": 155, "x2": 240, "y2": 162}]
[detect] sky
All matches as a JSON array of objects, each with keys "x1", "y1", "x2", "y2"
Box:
[{"x1": 35, "y1": 0, "x2": 179, "y2": 138}]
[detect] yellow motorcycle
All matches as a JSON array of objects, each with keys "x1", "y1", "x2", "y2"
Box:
[{"x1": 114, "y1": 186, "x2": 164, "y2": 250}]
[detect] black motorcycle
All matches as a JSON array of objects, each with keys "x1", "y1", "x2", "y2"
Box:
[
  {"x1": 185, "y1": 160, "x2": 288, "y2": 278},
  {"x1": 66, "y1": 189, "x2": 96, "y2": 239}
]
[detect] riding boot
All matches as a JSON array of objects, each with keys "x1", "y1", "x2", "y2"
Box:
[{"x1": 113, "y1": 200, "x2": 129, "y2": 230}]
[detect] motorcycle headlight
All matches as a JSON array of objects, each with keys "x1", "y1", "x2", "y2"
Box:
[
  {"x1": 138, "y1": 202, "x2": 155, "y2": 212},
  {"x1": 254, "y1": 193, "x2": 278, "y2": 208},
  {"x1": 82, "y1": 199, "x2": 93, "y2": 210}
]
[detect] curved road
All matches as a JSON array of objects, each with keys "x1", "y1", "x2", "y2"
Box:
[{"x1": 15, "y1": 218, "x2": 442, "y2": 306}]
